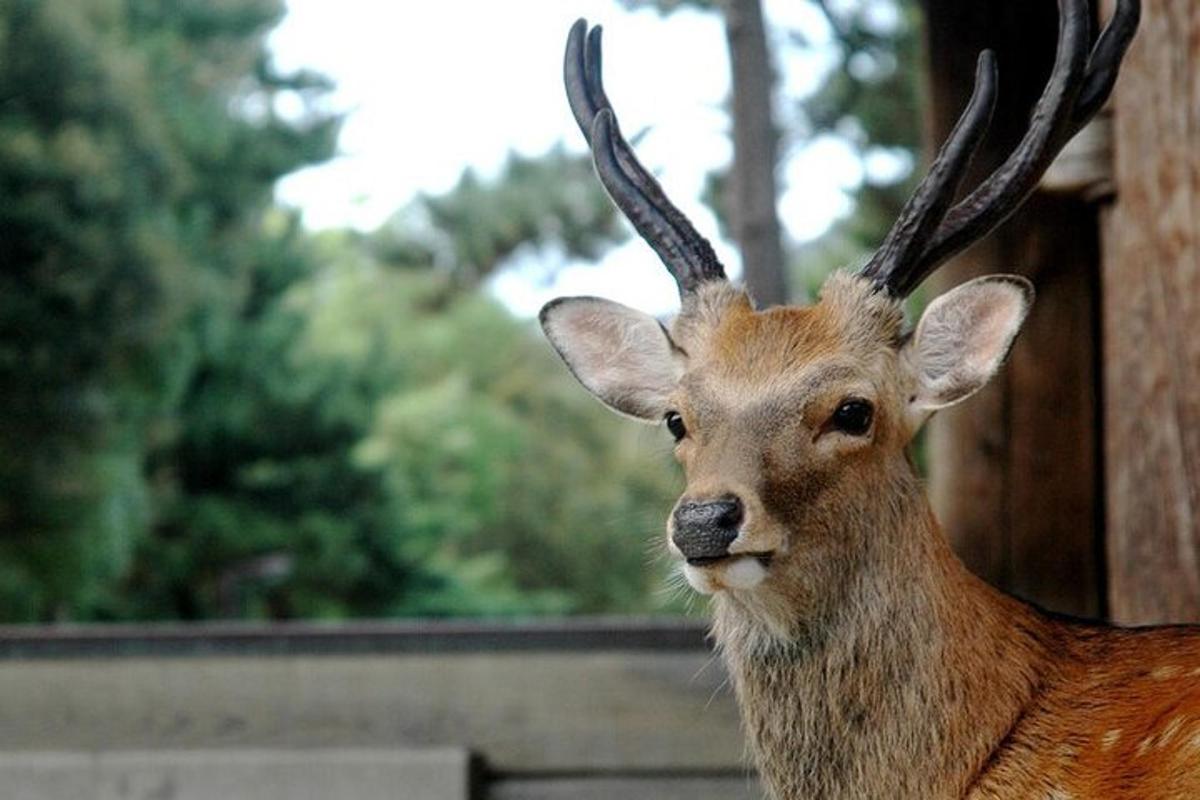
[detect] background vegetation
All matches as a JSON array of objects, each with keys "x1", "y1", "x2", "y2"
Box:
[{"x1": 0, "y1": 0, "x2": 918, "y2": 622}]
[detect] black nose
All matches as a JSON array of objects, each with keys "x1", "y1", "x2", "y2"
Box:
[{"x1": 672, "y1": 497, "x2": 744, "y2": 562}]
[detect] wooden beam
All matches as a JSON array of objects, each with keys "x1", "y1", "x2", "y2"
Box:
[
  {"x1": 920, "y1": 0, "x2": 1104, "y2": 618},
  {"x1": 1041, "y1": 114, "x2": 1115, "y2": 200},
  {"x1": 724, "y1": 0, "x2": 789, "y2": 305},
  {"x1": 0, "y1": 625, "x2": 762, "y2": 796},
  {"x1": 0, "y1": 651, "x2": 744, "y2": 774},
  {"x1": 1100, "y1": 0, "x2": 1200, "y2": 625},
  {"x1": 0, "y1": 749, "x2": 479, "y2": 800},
  {"x1": 491, "y1": 776, "x2": 759, "y2": 800},
  {"x1": 0, "y1": 617, "x2": 711, "y2": 659}
]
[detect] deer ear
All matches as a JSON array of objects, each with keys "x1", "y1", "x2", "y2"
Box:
[
  {"x1": 904, "y1": 275, "x2": 1033, "y2": 412},
  {"x1": 540, "y1": 296, "x2": 684, "y2": 421}
]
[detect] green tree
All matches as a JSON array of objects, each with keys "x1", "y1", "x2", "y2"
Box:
[
  {"x1": 372, "y1": 147, "x2": 626, "y2": 288},
  {"x1": 0, "y1": 0, "x2": 336, "y2": 620},
  {"x1": 620, "y1": 0, "x2": 789, "y2": 304},
  {"x1": 106, "y1": 147, "x2": 675, "y2": 620},
  {"x1": 0, "y1": 0, "x2": 924, "y2": 623},
  {"x1": 619, "y1": 0, "x2": 922, "y2": 300},
  {"x1": 299, "y1": 248, "x2": 682, "y2": 616},
  {"x1": 792, "y1": 0, "x2": 923, "y2": 297}
]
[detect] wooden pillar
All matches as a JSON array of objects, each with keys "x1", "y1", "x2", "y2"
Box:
[
  {"x1": 1100, "y1": 0, "x2": 1200, "y2": 625},
  {"x1": 723, "y1": 0, "x2": 789, "y2": 306},
  {"x1": 920, "y1": 0, "x2": 1104, "y2": 618}
]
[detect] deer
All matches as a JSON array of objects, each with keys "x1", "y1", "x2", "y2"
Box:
[{"x1": 540, "y1": 1, "x2": 1200, "y2": 798}]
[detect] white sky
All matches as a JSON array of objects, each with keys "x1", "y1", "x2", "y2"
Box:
[{"x1": 269, "y1": 0, "x2": 864, "y2": 316}]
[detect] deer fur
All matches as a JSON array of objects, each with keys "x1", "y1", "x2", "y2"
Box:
[{"x1": 542, "y1": 273, "x2": 1200, "y2": 799}]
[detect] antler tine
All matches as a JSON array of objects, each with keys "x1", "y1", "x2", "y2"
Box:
[
  {"x1": 859, "y1": 51, "x2": 998, "y2": 294},
  {"x1": 863, "y1": 0, "x2": 1138, "y2": 297},
  {"x1": 580, "y1": 24, "x2": 713, "y2": 258},
  {"x1": 564, "y1": 19, "x2": 726, "y2": 296},
  {"x1": 905, "y1": 0, "x2": 1138, "y2": 285},
  {"x1": 564, "y1": 20, "x2": 601, "y2": 139},
  {"x1": 1074, "y1": 0, "x2": 1141, "y2": 125}
]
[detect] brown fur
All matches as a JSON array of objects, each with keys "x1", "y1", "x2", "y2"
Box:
[{"x1": 662, "y1": 274, "x2": 1200, "y2": 799}]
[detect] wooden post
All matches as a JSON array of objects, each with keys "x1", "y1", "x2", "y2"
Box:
[
  {"x1": 1100, "y1": 0, "x2": 1200, "y2": 625},
  {"x1": 920, "y1": 0, "x2": 1104, "y2": 618},
  {"x1": 723, "y1": 0, "x2": 789, "y2": 306}
]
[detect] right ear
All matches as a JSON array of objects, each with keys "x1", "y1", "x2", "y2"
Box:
[
  {"x1": 540, "y1": 296, "x2": 684, "y2": 421},
  {"x1": 902, "y1": 274, "x2": 1033, "y2": 414}
]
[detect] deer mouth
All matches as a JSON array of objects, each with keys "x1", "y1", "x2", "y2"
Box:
[
  {"x1": 686, "y1": 552, "x2": 774, "y2": 569},
  {"x1": 681, "y1": 552, "x2": 774, "y2": 593}
]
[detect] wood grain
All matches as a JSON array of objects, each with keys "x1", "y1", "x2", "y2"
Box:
[
  {"x1": 0, "y1": 651, "x2": 744, "y2": 774},
  {"x1": 489, "y1": 776, "x2": 760, "y2": 800},
  {"x1": 2, "y1": 749, "x2": 475, "y2": 800},
  {"x1": 1101, "y1": 0, "x2": 1200, "y2": 624},
  {"x1": 725, "y1": 0, "x2": 789, "y2": 306},
  {"x1": 921, "y1": 0, "x2": 1104, "y2": 618}
]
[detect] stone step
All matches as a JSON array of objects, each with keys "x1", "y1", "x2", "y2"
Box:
[{"x1": 3, "y1": 747, "x2": 474, "y2": 800}]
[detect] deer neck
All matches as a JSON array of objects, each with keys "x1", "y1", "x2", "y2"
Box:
[{"x1": 711, "y1": 464, "x2": 1059, "y2": 800}]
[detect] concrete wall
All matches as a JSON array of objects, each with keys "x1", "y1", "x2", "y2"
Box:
[
  {"x1": 0, "y1": 619, "x2": 759, "y2": 799},
  {"x1": 5, "y1": 749, "x2": 474, "y2": 800}
]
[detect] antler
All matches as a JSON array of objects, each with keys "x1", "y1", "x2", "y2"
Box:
[
  {"x1": 860, "y1": 0, "x2": 1141, "y2": 298},
  {"x1": 565, "y1": 19, "x2": 727, "y2": 297}
]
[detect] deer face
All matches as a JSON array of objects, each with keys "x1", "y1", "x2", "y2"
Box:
[
  {"x1": 547, "y1": 3, "x2": 1130, "y2": 612},
  {"x1": 542, "y1": 273, "x2": 1031, "y2": 603}
]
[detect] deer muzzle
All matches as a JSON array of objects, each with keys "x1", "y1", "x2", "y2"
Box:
[{"x1": 671, "y1": 497, "x2": 744, "y2": 564}]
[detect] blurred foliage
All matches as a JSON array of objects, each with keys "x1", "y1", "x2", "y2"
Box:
[
  {"x1": 0, "y1": 0, "x2": 675, "y2": 621},
  {"x1": 116, "y1": 219, "x2": 678, "y2": 620},
  {"x1": 292, "y1": 243, "x2": 679, "y2": 616},
  {"x1": 617, "y1": 0, "x2": 922, "y2": 300},
  {"x1": 373, "y1": 147, "x2": 627, "y2": 288},
  {"x1": 0, "y1": 0, "x2": 337, "y2": 619},
  {"x1": 0, "y1": 0, "x2": 920, "y2": 622},
  {"x1": 791, "y1": 0, "x2": 923, "y2": 299}
]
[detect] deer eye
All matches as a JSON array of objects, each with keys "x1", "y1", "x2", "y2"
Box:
[
  {"x1": 831, "y1": 399, "x2": 874, "y2": 436},
  {"x1": 665, "y1": 411, "x2": 687, "y2": 441}
]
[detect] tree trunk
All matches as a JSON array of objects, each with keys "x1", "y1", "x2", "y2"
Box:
[
  {"x1": 1100, "y1": 0, "x2": 1200, "y2": 625},
  {"x1": 722, "y1": 0, "x2": 788, "y2": 307},
  {"x1": 920, "y1": 0, "x2": 1104, "y2": 619}
]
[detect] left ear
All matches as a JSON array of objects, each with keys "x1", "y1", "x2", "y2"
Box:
[
  {"x1": 903, "y1": 275, "x2": 1034, "y2": 412},
  {"x1": 539, "y1": 296, "x2": 684, "y2": 421}
]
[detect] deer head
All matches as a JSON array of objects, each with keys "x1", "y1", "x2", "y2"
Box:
[{"x1": 542, "y1": 1, "x2": 1138, "y2": 634}]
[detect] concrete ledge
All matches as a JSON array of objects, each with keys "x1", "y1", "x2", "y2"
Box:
[
  {"x1": 0, "y1": 617, "x2": 710, "y2": 659},
  {"x1": 4, "y1": 748, "x2": 475, "y2": 800},
  {"x1": 490, "y1": 775, "x2": 760, "y2": 800},
  {"x1": 0, "y1": 651, "x2": 742, "y2": 772},
  {"x1": 0, "y1": 621, "x2": 748, "y2": 794}
]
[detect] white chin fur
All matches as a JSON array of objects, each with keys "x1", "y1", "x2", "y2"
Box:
[
  {"x1": 724, "y1": 557, "x2": 768, "y2": 589},
  {"x1": 682, "y1": 557, "x2": 767, "y2": 594},
  {"x1": 682, "y1": 564, "x2": 717, "y2": 594}
]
